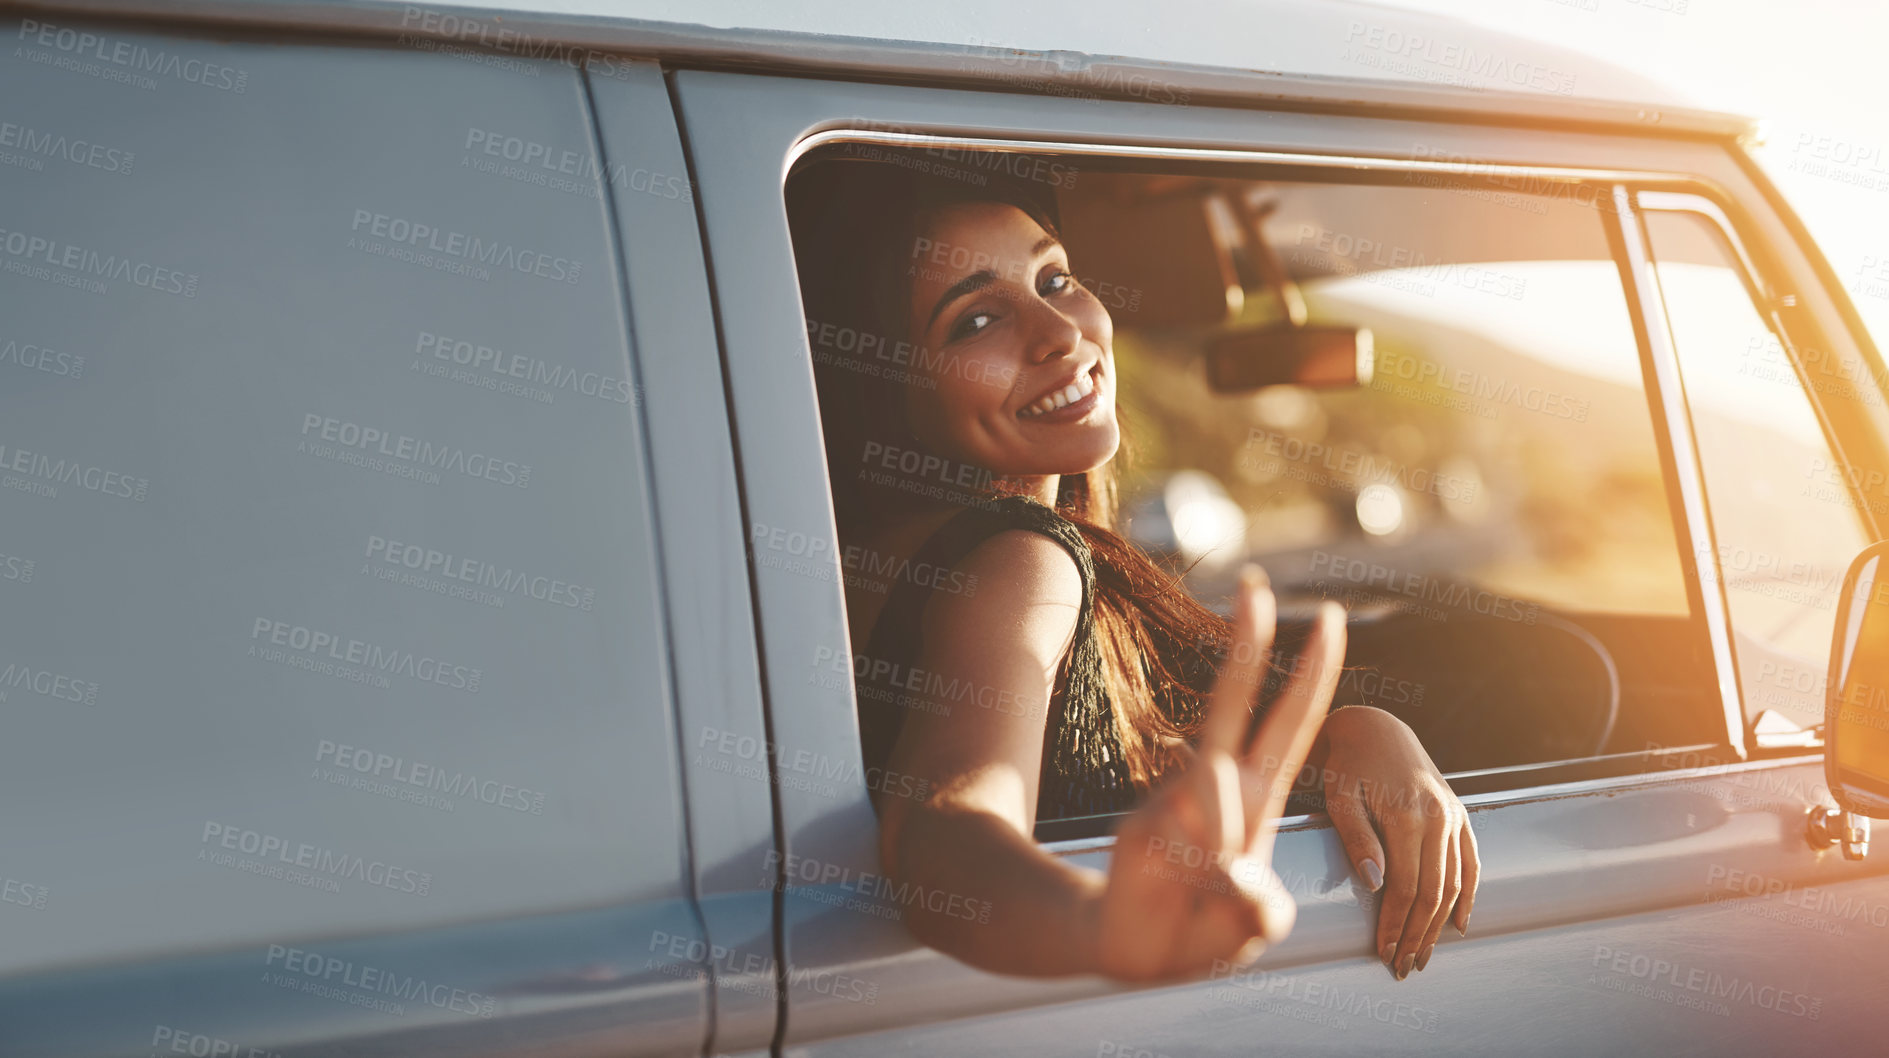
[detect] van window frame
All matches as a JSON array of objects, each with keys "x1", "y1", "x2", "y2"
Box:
[{"x1": 782, "y1": 128, "x2": 1767, "y2": 840}]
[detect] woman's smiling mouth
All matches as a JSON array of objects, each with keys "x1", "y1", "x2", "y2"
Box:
[{"x1": 1017, "y1": 364, "x2": 1106, "y2": 423}]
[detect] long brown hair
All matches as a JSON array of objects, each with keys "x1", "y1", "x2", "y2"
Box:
[{"x1": 787, "y1": 155, "x2": 1236, "y2": 790}]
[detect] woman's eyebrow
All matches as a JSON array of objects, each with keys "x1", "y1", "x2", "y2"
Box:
[
  {"x1": 923, "y1": 235, "x2": 1062, "y2": 330},
  {"x1": 926, "y1": 269, "x2": 995, "y2": 330}
]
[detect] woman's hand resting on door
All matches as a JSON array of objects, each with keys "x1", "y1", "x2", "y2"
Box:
[{"x1": 1318, "y1": 705, "x2": 1479, "y2": 980}]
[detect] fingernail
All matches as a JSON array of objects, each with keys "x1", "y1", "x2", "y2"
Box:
[
  {"x1": 1396, "y1": 953, "x2": 1415, "y2": 980},
  {"x1": 1361, "y1": 859, "x2": 1383, "y2": 892},
  {"x1": 1242, "y1": 564, "x2": 1270, "y2": 591},
  {"x1": 1416, "y1": 945, "x2": 1433, "y2": 972},
  {"x1": 1381, "y1": 942, "x2": 1397, "y2": 968},
  {"x1": 1454, "y1": 920, "x2": 1467, "y2": 937}
]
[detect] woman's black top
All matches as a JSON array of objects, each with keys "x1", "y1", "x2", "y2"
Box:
[{"x1": 854, "y1": 495, "x2": 1140, "y2": 821}]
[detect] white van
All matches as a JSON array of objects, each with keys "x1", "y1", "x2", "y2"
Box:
[{"x1": 4, "y1": 1, "x2": 1888, "y2": 1055}]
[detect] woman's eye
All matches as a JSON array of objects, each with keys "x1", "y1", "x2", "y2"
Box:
[
  {"x1": 948, "y1": 311, "x2": 995, "y2": 342},
  {"x1": 1040, "y1": 270, "x2": 1076, "y2": 296}
]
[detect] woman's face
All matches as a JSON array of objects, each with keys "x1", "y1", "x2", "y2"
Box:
[{"x1": 902, "y1": 201, "x2": 1119, "y2": 479}]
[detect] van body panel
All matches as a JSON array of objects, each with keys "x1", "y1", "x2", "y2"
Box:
[
  {"x1": 8, "y1": 0, "x2": 1753, "y2": 136},
  {"x1": 0, "y1": 5, "x2": 1883, "y2": 1056},
  {"x1": 0, "y1": 19, "x2": 709, "y2": 1056}
]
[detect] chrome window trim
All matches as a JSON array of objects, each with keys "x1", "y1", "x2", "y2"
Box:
[
  {"x1": 783, "y1": 127, "x2": 1759, "y2": 827},
  {"x1": 1451, "y1": 750, "x2": 1823, "y2": 803},
  {"x1": 1635, "y1": 190, "x2": 1774, "y2": 304},
  {"x1": 1608, "y1": 184, "x2": 1748, "y2": 755},
  {"x1": 1046, "y1": 752, "x2": 1825, "y2": 854},
  {"x1": 786, "y1": 129, "x2": 1733, "y2": 192}
]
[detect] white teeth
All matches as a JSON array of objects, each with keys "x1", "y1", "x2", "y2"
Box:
[{"x1": 1018, "y1": 368, "x2": 1100, "y2": 419}]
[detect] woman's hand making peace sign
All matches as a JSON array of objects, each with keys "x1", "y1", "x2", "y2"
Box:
[{"x1": 1097, "y1": 566, "x2": 1345, "y2": 983}]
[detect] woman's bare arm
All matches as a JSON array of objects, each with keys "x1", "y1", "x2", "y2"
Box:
[{"x1": 874, "y1": 528, "x2": 1106, "y2": 975}]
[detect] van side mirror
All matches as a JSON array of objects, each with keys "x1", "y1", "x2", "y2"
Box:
[{"x1": 1818, "y1": 541, "x2": 1889, "y2": 855}]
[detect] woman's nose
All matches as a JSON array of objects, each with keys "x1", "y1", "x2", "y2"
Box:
[{"x1": 1022, "y1": 299, "x2": 1084, "y2": 365}]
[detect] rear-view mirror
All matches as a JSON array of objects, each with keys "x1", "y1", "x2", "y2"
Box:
[{"x1": 1204, "y1": 323, "x2": 1374, "y2": 393}]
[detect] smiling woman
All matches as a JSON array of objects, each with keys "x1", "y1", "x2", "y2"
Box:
[{"x1": 785, "y1": 154, "x2": 1479, "y2": 983}]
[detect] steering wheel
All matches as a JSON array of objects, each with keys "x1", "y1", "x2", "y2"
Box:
[
  {"x1": 1529, "y1": 610, "x2": 1621, "y2": 759},
  {"x1": 1329, "y1": 600, "x2": 1621, "y2": 771}
]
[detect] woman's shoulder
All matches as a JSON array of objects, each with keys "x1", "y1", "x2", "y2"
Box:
[
  {"x1": 915, "y1": 524, "x2": 1086, "y2": 671},
  {"x1": 915, "y1": 497, "x2": 1092, "y2": 641},
  {"x1": 951, "y1": 494, "x2": 1092, "y2": 565},
  {"x1": 941, "y1": 495, "x2": 1092, "y2": 586}
]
